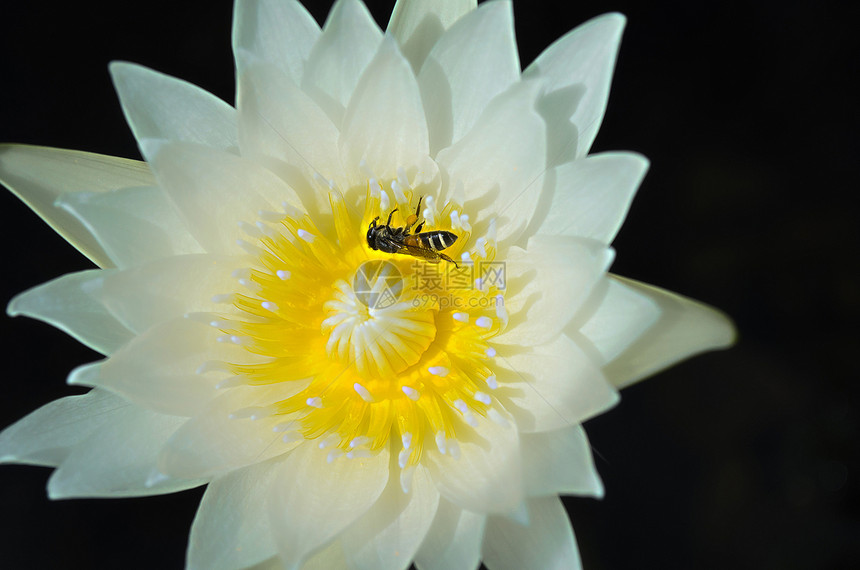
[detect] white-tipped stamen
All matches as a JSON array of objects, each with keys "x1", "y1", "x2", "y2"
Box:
[
  {"x1": 256, "y1": 221, "x2": 277, "y2": 238},
  {"x1": 463, "y1": 411, "x2": 479, "y2": 427},
  {"x1": 318, "y1": 433, "x2": 340, "y2": 449},
  {"x1": 453, "y1": 399, "x2": 468, "y2": 413},
  {"x1": 401, "y1": 386, "x2": 420, "y2": 401},
  {"x1": 390, "y1": 179, "x2": 406, "y2": 203},
  {"x1": 196, "y1": 360, "x2": 228, "y2": 374},
  {"x1": 452, "y1": 312, "x2": 469, "y2": 323},
  {"x1": 485, "y1": 347, "x2": 497, "y2": 357},
  {"x1": 450, "y1": 210, "x2": 461, "y2": 230},
  {"x1": 488, "y1": 408, "x2": 510, "y2": 427},
  {"x1": 401, "y1": 431, "x2": 413, "y2": 450},
  {"x1": 461, "y1": 252, "x2": 472, "y2": 262},
  {"x1": 306, "y1": 396, "x2": 323, "y2": 408},
  {"x1": 475, "y1": 237, "x2": 488, "y2": 258},
  {"x1": 261, "y1": 301, "x2": 278, "y2": 312},
  {"x1": 349, "y1": 436, "x2": 371, "y2": 449},
  {"x1": 447, "y1": 440, "x2": 461, "y2": 460},
  {"x1": 475, "y1": 277, "x2": 484, "y2": 291},
  {"x1": 400, "y1": 465, "x2": 416, "y2": 494},
  {"x1": 346, "y1": 449, "x2": 371, "y2": 459},
  {"x1": 422, "y1": 208, "x2": 435, "y2": 226},
  {"x1": 211, "y1": 293, "x2": 234, "y2": 304},
  {"x1": 428, "y1": 366, "x2": 449, "y2": 377},
  {"x1": 486, "y1": 374, "x2": 498, "y2": 390},
  {"x1": 435, "y1": 431, "x2": 447, "y2": 454},
  {"x1": 353, "y1": 382, "x2": 374, "y2": 402},
  {"x1": 297, "y1": 229, "x2": 315, "y2": 243},
  {"x1": 459, "y1": 213, "x2": 471, "y2": 231},
  {"x1": 475, "y1": 316, "x2": 492, "y2": 329},
  {"x1": 396, "y1": 166, "x2": 409, "y2": 189},
  {"x1": 236, "y1": 239, "x2": 266, "y2": 257},
  {"x1": 276, "y1": 269, "x2": 291, "y2": 280},
  {"x1": 474, "y1": 391, "x2": 491, "y2": 405},
  {"x1": 380, "y1": 190, "x2": 390, "y2": 213},
  {"x1": 282, "y1": 431, "x2": 303, "y2": 443},
  {"x1": 238, "y1": 221, "x2": 263, "y2": 238},
  {"x1": 327, "y1": 449, "x2": 343, "y2": 463},
  {"x1": 273, "y1": 421, "x2": 296, "y2": 433},
  {"x1": 398, "y1": 447, "x2": 411, "y2": 469},
  {"x1": 359, "y1": 159, "x2": 374, "y2": 178}
]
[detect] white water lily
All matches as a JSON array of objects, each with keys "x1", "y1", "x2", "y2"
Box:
[{"x1": 0, "y1": 0, "x2": 735, "y2": 568}]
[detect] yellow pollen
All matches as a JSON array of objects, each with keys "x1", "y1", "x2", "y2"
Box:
[{"x1": 217, "y1": 185, "x2": 505, "y2": 466}]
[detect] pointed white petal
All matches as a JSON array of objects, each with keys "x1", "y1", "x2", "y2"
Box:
[
  {"x1": 268, "y1": 443, "x2": 390, "y2": 569},
  {"x1": 7, "y1": 269, "x2": 134, "y2": 355},
  {"x1": 573, "y1": 276, "x2": 660, "y2": 365},
  {"x1": 424, "y1": 407, "x2": 522, "y2": 514},
  {"x1": 497, "y1": 235, "x2": 613, "y2": 346},
  {"x1": 0, "y1": 390, "x2": 130, "y2": 467},
  {"x1": 232, "y1": 0, "x2": 320, "y2": 84},
  {"x1": 56, "y1": 186, "x2": 203, "y2": 269},
  {"x1": 110, "y1": 62, "x2": 237, "y2": 152},
  {"x1": 93, "y1": 254, "x2": 238, "y2": 334},
  {"x1": 520, "y1": 425, "x2": 603, "y2": 498},
  {"x1": 238, "y1": 62, "x2": 345, "y2": 192},
  {"x1": 340, "y1": 35, "x2": 429, "y2": 185},
  {"x1": 301, "y1": 541, "x2": 349, "y2": 570},
  {"x1": 436, "y1": 80, "x2": 545, "y2": 245},
  {"x1": 538, "y1": 152, "x2": 649, "y2": 244},
  {"x1": 158, "y1": 386, "x2": 298, "y2": 479},
  {"x1": 68, "y1": 317, "x2": 249, "y2": 416},
  {"x1": 0, "y1": 145, "x2": 154, "y2": 268},
  {"x1": 187, "y1": 459, "x2": 282, "y2": 570},
  {"x1": 414, "y1": 498, "x2": 485, "y2": 570},
  {"x1": 47, "y1": 405, "x2": 203, "y2": 499},
  {"x1": 340, "y1": 463, "x2": 439, "y2": 570},
  {"x1": 302, "y1": 0, "x2": 383, "y2": 125},
  {"x1": 483, "y1": 496, "x2": 581, "y2": 570},
  {"x1": 141, "y1": 140, "x2": 300, "y2": 255},
  {"x1": 419, "y1": 0, "x2": 519, "y2": 154},
  {"x1": 524, "y1": 13, "x2": 625, "y2": 162},
  {"x1": 494, "y1": 334, "x2": 618, "y2": 432},
  {"x1": 388, "y1": 0, "x2": 476, "y2": 71},
  {"x1": 602, "y1": 275, "x2": 736, "y2": 388}
]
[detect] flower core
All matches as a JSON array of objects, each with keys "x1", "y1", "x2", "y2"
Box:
[{"x1": 218, "y1": 182, "x2": 507, "y2": 469}]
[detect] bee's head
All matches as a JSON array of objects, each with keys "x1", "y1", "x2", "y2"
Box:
[{"x1": 366, "y1": 219, "x2": 379, "y2": 250}]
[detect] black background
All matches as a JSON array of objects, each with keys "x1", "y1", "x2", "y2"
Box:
[{"x1": 1, "y1": 1, "x2": 857, "y2": 568}]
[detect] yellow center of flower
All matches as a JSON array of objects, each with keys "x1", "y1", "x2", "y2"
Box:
[{"x1": 218, "y1": 183, "x2": 506, "y2": 469}]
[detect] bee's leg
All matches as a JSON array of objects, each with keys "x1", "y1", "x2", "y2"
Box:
[
  {"x1": 414, "y1": 221, "x2": 425, "y2": 233},
  {"x1": 405, "y1": 196, "x2": 424, "y2": 230},
  {"x1": 370, "y1": 216, "x2": 379, "y2": 228},
  {"x1": 386, "y1": 208, "x2": 398, "y2": 226},
  {"x1": 439, "y1": 252, "x2": 459, "y2": 268}
]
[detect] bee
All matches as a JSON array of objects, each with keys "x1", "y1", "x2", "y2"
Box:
[{"x1": 367, "y1": 196, "x2": 459, "y2": 266}]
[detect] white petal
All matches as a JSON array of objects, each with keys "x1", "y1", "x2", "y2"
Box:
[
  {"x1": 232, "y1": 0, "x2": 320, "y2": 84},
  {"x1": 497, "y1": 235, "x2": 614, "y2": 346},
  {"x1": 68, "y1": 316, "x2": 245, "y2": 416},
  {"x1": 388, "y1": 0, "x2": 476, "y2": 71},
  {"x1": 537, "y1": 152, "x2": 649, "y2": 244},
  {"x1": 602, "y1": 275, "x2": 736, "y2": 388},
  {"x1": 93, "y1": 254, "x2": 238, "y2": 334},
  {"x1": 237, "y1": 62, "x2": 345, "y2": 196},
  {"x1": 268, "y1": 443, "x2": 390, "y2": 569},
  {"x1": 47, "y1": 405, "x2": 202, "y2": 499},
  {"x1": 0, "y1": 145, "x2": 154, "y2": 268},
  {"x1": 340, "y1": 35, "x2": 430, "y2": 185},
  {"x1": 158, "y1": 386, "x2": 298, "y2": 479},
  {"x1": 110, "y1": 62, "x2": 238, "y2": 152},
  {"x1": 494, "y1": 334, "x2": 618, "y2": 432},
  {"x1": 7, "y1": 269, "x2": 134, "y2": 355},
  {"x1": 0, "y1": 389, "x2": 129, "y2": 467},
  {"x1": 424, "y1": 407, "x2": 522, "y2": 514},
  {"x1": 187, "y1": 459, "x2": 282, "y2": 570},
  {"x1": 339, "y1": 463, "x2": 439, "y2": 570},
  {"x1": 520, "y1": 425, "x2": 603, "y2": 498},
  {"x1": 573, "y1": 276, "x2": 660, "y2": 365},
  {"x1": 141, "y1": 140, "x2": 299, "y2": 255},
  {"x1": 419, "y1": 0, "x2": 519, "y2": 154},
  {"x1": 302, "y1": 0, "x2": 383, "y2": 125},
  {"x1": 523, "y1": 13, "x2": 625, "y2": 162},
  {"x1": 56, "y1": 185, "x2": 203, "y2": 269},
  {"x1": 483, "y1": 496, "x2": 581, "y2": 570},
  {"x1": 413, "y1": 498, "x2": 486, "y2": 570},
  {"x1": 436, "y1": 80, "x2": 545, "y2": 246}
]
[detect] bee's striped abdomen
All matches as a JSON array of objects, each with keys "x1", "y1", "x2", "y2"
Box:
[{"x1": 420, "y1": 231, "x2": 457, "y2": 251}]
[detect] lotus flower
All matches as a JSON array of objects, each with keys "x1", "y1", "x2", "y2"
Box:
[{"x1": 0, "y1": 0, "x2": 735, "y2": 568}]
